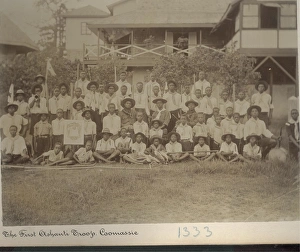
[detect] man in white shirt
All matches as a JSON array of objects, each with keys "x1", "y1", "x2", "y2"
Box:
[
  {"x1": 163, "y1": 80, "x2": 181, "y2": 132},
  {"x1": 176, "y1": 114, "x2": 193, "y2": 151},
  {"x1": 102, "y1": 103, "x2": 121, "y2": 140},
  {"x1": 75, "y1": 71, "x2": 90, "y2": 97},
  {"x1": 244, "y1": 105, "x2": 280, "y2": 159},
  {"x1": 235, "y1": 90, "x2": 250, "y2": 123},
  {"x1": 1, "y1": 125, "x2": 29, "y2": 164},
  {"x1": 203, "y1": 87, "x2": 218, "y2": 121},
  {"x1": 133, "y1": 82, "x2": 150, "y2": 122},
  {"x1": 116, "y1": 71, "x2": 132, "y2": 96},
  {"x1": 192, "y1": 89, "x2": 207, "y2": 113},
  {"x1": 251, "y1": 80, "x2": 274, "y2": 128},
  {"x1": 219, "y1": 90, "x2": 233, "y2": 118},
  {"x1": 191, "y1": 71, "x2": 210, "y2": 95},
  {"x1": 145, "y1": 72, "x2": 161, "y2": 97},
  {"x1": 181, "y1": 84, "x2": 193, "y2": 113}
]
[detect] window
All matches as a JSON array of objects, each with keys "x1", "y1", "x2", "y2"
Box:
[
  {"x1": 280, "y1": 4, "x2": 297, "y2": 28},
  {"x1": 261, "y1": 5, "x2": 278, "y2": 29},
  {"x1": 81, "y1": 22, "x2": 92, "y2": 35},
  {"x1": 242, "y1": 4, "x2": 259, "y2": 28}
]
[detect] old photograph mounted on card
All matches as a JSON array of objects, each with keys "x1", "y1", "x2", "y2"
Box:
[{"x1": 0, "y1": 0, "x2": 299, "y2": 246}]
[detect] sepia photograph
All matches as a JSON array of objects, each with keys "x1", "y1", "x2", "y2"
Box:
[{"x1": 0, "y1": 0, "x2": 299, "y2": 246}]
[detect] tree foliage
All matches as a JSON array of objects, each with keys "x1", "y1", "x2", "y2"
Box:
[{"x1": 152, "y1": 47, "x2": 260, "y2": 96}]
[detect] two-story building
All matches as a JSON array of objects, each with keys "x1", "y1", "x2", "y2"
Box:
[
  {"x1": 62, "y1": 5, "x2": 110, "y2": 61},
  {"x1": 212, "y1": 0, "x2": 297, "y2": 118},
  {"x1": 84, "y1": 0, "x2": 232, "y2": 83}
]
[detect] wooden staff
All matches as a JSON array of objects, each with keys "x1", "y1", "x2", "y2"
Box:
[{"x1": 232, "y1": 83, "x2": 236, "y2": 111}]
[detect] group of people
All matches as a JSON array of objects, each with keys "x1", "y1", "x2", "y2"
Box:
[{"x1": 1, "y1": 70, "x2": 299, "y2": 166}]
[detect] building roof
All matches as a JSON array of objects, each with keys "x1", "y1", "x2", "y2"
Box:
[
  {"x1": 88, "y1": 0, "x2": 232, "y2": 31},
  {"x1": 0, "y1": 12, "x2": 39, "y2": 53},
  {"x1": 62, "y1": 5, "x2": 110, "y2": 18},
  {"x1": 107, "y1": 0, "x2": 127, "y2": 12}
]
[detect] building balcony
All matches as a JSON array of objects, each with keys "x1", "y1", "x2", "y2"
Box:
[{"x1": 83, "y1": 43, "x2": 219, "y2": 66}]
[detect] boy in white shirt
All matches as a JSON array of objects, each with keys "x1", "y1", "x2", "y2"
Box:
[
  {"x1": 49, "y1": 86, "x2": 63, "y2": 122},
  {"x1": 104, "y1": 83, "x2": 120, "y2": 113},
  {"x1": 243, "y1": 134, "x2": 262, "y2": 162},
  {"x1": 93, "y1": 128, "x2": 119, "y2": 163},
  {"x1": 14, "y1": 89, "x2": 29, "y2": 120},
  {"x1": 251, "y1": 80, "x2": 273, "y2": 127},
  {"x1": 1, "y1": 125, "x2": 29, "y2": 164},
  {"x1": 116, "y1": 71, "x2": 132, "y2": 96},
  {"x1": 133, "y1": 111, "x2": 149, "y2": 139},
  {"x1": 221, "y1": 106, "x2": 234, "y2": 133},
  {"x1": 51, "y1": 109, "x2": 65, "y2": 150},
  {"x1": 102, "y1": 103, "x2": 121, "y2": 140},
  {"x1": 82, "y1": 108, "x2": 96, "y2": 147},
  {"x1": 190, "y1": 135, "x2": 215, "y2": 163},
  {"x1": 166, "y1": 132, "x2": 190, "y2": 162},
  {"x1": 230, "y1": 112, "x2": 245, "y2": 154},
  {"x1": 216, "y1": 133, "x2": 243, "y2": 162},
  {"x1": 59, "y1": 83, "x2": 71, "y2": 119},
  {"x1": 181, "y1": 84, "x2": 193, "y2": 113},
  {"x1": 193, "y1": 113, "x2": 209, "y2": 144},
  {"x1": 207, "y1": 107, "x2": 220, "y2": 129},
  {"x1": 134, "y1": 82, "x2": 150, "y2": 122},
  {"x1": 149, "y1": 85, "x2": 160, "y2": 115},
  {"x1": 203, "y1": 86, "x2": 218, "y2": 121},
  {"x1": 149, "y1": 120, "x2": 163, "y2": 138},
  {"x1": 219, "y1": 90, "x2": 233, "y2": 118},
  {"x1": 72, "y1": 100, "x2": 85, "y2": 120},
  {"x1": 235, "y1": 90, "x2": 250, "y2": 123},
  {"x1": 33, "y1": 142, "x2": 64, "y2": 165},
  {"x1": 115, "y1": 127, "x2": 133, "y2": 163},
  {"x1": 192, "y1": 89, "x2": 207, "y2": 113},
  {"x1": 176, "y1": 114, "x2": 193, "y2": 151},
  {"x1": 209, "y1": 115, "x2": 223, "y2": 150}
]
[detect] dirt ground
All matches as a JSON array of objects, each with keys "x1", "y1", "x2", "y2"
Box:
[{"x1": 1, "y1": 160, "x2": 299, "y2": 226}]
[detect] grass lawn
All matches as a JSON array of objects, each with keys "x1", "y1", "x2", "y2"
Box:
[{"x1": 1, "y1": 159, "x2": 299, "y2": 226}]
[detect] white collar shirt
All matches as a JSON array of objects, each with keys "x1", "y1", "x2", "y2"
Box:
[
  {"x1": 1, "y1": 135, "x2": 27, "y2": 155},
  {"x1": 220, "y1": 141, "x2": 238, "y2": 154},
  {"x1": 0, "y1": 113, "x2": 28, "y2": 137},
  {"x1": 51, "y1": 118, "x2": 65, "y2": 135},
  {"x1": 234, "y1": 99, "x2": 250, "y2": 116},
  {"x1": 176, "y1": 123, "x2": 193, "y2": 142},
  {"x1": 96, "y1": 138, "x2": 115, "y2": 151},
  {"x1": 133, "y1": 120, "x2": 149, "y2": 137},
  {"x1": 103, "y1": 113, "x2": 121, "y2": 135},
  {"x1": 243, "y1": 143, "x2": 262, "y2": 159},
  {"x1": 244, "y1": 117, "x2": 273, "y2": 140}
]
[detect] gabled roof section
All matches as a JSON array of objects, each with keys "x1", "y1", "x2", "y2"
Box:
[
  {"x1": 107, "y1": 0, "x2": 129, "y2": 12},
  {"x1": 0, "y1": 12, "x2": 39, "y2": 52},
  {"x1": 88, "y1": 0, "x2": 232, "y2": 31},
  {"x1": 62, "y1": 5, "x2": 110, "y2": 18}
]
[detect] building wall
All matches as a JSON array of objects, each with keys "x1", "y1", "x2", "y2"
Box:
[
  {"x1": 65, "y1": 17, "x2": 101, "y2": 61},
  {"x1": 112, "y1": 0, "x2": 136, "y2": 16},
  {"x1": 241, "y1": 30, "x2": 297, "y2": 49}
]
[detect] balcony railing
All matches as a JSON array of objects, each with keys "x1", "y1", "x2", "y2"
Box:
[{"x1": 83, "y1": 43, "x2": 221, "y2": 61}]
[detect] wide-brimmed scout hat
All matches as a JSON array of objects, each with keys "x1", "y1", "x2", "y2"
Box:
[
  {"x1": 100, "y1": 128, "x2": 113, "y2": 136},
  {"x1": 4, "y1": 103, "x2": 18, "y2": 113},
  {"x1": 221, "y1": 132, "x2": 235, "y2": 141},
  {"x1": 255, "y1": 80, "x2": 268, "y2": 91},
  {"x1": 152, "y1": 98, "x2": 167, "y2": 104},
  {"x1": 151, "y1": 119, "x2": 163, "y2": 126},
  {"x1": 15, "y1": 89, "x2": 26, "y2": 97},
  {"x1": 185, "y1": 100, "x2": 198, "y2": 107},
  {"x1": 73, "y1": 100, "x2": 85, "y2": 109},
  {"x1": 81, "y1": 108, "x2": 93, "y2": 117},
  {"x1": 167, "y1": 131, "x2": 181, "y2": 141},
  {"x1": 167, "y1": 80, "x2": 177, "y2": 88},
  {"x1": 134, "y1": 132, "x2": 146, "y2": 140},
  {"x1": 34, "y1": 74, "x2": 45, "y2": 82},
  {"x1": 247, "y1": 105, "x2": 262, "y2": 115},
  {"x1": 150, "y1": 135, "x2": 163, "y2": 143},
  {"x1": 246, "y1": 133, "x2": 261, "y2": 142},
  {"x1": 195, "y1": 134, "x2": 207, "y2": 142},
  {"x1": 121, "y1": 97, "x2": 135, "y2": 108},
  {"x1": 105, "y1": 83, "x2": 119, "y2": 93},
  {"x1": 87, "y1": 81, "x2": 99, "y2": 90},
  {"x1": 31, "y1": 83, "x2": 43, "y2": 93},
  {"x1": 38, "y1": 110, "x2": 49, "y2": 118},
  {"x1": 59, "y1": 82, "x2": 69, "y2": 92}
]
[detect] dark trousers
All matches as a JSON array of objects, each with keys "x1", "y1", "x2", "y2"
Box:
[
  {"x1": 259, "y1": 112, "x2": 269, "y2": 128},
  {"x1": 168, "y1": 109, "x2": 180, "y2": 132},
  {"x1": 233, "y1": 138, "x2": 244, "y2": 154},
  {"x1": 2, "y1": 154, "x2": 29, "y2": 165},
  {"x1": 91, "y1": 110, "x2": 102, "y2": 135},
  {"x1": 289, "y1": 142, "x2": 299, "y2": 161},
  {"x1": 30, "y1": 114, "x2": 40, "y2": 135},
  {"x1": 181, "y1": 140, "x2": 193, "y2": 151},
  {"x1": 210, "y1": 139, "x2": 220, "y2": 150},
  {"x1": 259, "y1": 137, "x2": 277, "y2": 159},
  {"x1": 35, "y1": 135, "x2": 51, "y2": 157}
]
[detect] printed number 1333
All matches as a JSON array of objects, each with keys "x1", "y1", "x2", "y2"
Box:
[{"x1": 178, "y1": 226, "x2": 212, "y2": 238}]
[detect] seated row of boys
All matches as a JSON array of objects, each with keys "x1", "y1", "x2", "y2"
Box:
[{"x1": 6, "y1": 127, "x2": 261, "y2": 166}]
